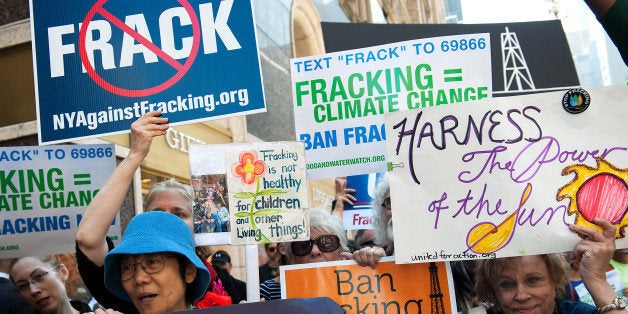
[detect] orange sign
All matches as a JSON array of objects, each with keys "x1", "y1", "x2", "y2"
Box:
[{"x1": 281, "y1": 258, "x2": 456, "y2": 314}]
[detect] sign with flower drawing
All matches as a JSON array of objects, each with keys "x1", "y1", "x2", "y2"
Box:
[{"x1": 225, "y1": 141, "x2": 310, "y2": 244}]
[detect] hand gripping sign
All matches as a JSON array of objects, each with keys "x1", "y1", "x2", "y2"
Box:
[{"x1": 30, "y1": 0, "x2": 266, "y2": 144}]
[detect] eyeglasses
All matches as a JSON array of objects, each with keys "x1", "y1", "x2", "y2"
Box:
[
  {"x1": 291, "y1": 234, "x2": 341, "y2": 256},
  {"x1": 15, "y1": 264, "x2": 60, "y2": 293},
  {"x1": 381, "y1": 197, "x2": 391, "y2": 209},
  {"x1": 267, "y1": 247, "x2": 276, "y2": 253},
  {"x1": 116, "y1": 255, "x2": 176, "y2": 281}
]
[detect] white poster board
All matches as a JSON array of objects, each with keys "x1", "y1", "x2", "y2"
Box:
[
  {"x1": 292, "y1": 33, "x2": 492, "y2": 179},
  {"x1": 0, "y1": 144, "x2": 118, "y2": 258},
  {"x1": 190, "y1": 142, "x2": 310, "y2": 245},
  {"x1": 385, "y1": 85, "x2": 628, "y2": 263}
]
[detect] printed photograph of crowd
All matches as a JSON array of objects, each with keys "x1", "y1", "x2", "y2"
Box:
[{"x1": 191, "y1": 174, "x2": 231, "y2": 234}]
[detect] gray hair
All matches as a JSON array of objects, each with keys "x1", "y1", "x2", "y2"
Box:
[
  {"x1": 282, "y1": 206, "x2": 349, "y2": 255},
  {"x1": 372, "y1": 173, "x2": 391, "y2": 248},
  {"x1": 144, "y1": 178, "x2": 193, "y2": 209}
]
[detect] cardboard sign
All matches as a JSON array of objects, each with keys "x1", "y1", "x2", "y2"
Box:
[
  {"x1": 385, "y1": 85, "x2": 628, "y2": 263},
  {"x1": 281, "y1": 257, "x2": 457, "y2": 314},
  {"x1": 0, "y1": 144, "x2": 118, "y2": 257},
  {"x1": 190, "y1": 142, "x2": 310, "y2": 245},
  {"x1": 30, "y1": 0, "x2": 265, "y2": 144},
  {"x1": 292, "y1": 33, "x2": 492, "y2": 179}
]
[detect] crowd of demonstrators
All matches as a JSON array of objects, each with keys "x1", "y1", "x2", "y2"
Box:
[
  {"x1": 102, "y1": 211, "x2": 210, "y2": 313},
  {"x1": 74, "y1": 111, "x2": 237, "y2": 313},
  {"x1": 9, "y1": 255, "x2": 92, "y2": 314},
  {"x1": 6, "y1": 110, "x2": 624, "y2": 313}
]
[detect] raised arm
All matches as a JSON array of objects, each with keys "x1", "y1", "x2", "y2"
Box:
[
  {"x1": 76, "y1": 111, "x2": 168, "y2": 266},
  {"x1": 570, "y1": 219, "x2": 626, "y2": 313}
]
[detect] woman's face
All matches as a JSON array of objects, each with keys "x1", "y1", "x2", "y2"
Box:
[
  {"x1": 289, "y1": 228, "x2": 344, "y2": 264},
  {"x1": 146, "y1": 190, "x2": 194, "y2": 232},
  {"x1": 493, "y1": 255, "x2": 556, "y2": 314},
  {"x1": 120, "y1": 253, "x2": 196, "y2": 314},
  {"x1": 11, "y1": 257, "x2": 68, "y2": 313}
]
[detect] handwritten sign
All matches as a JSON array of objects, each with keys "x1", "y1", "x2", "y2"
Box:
[
  {"x1": 292, "y1": 33, "x2": 492, "y2": 179},
  {"x1": 385, "y1": 85, "x2": 628, "y2": 263},
  {"x1": 281, "y1": 257, "x2": 456, "y2": 314},
  {"x1": 0, "y1": 145, "x2": 118, "y2": 258},
  {"x1": 222, "y1": 142, "x2": 310, "y2": 245}
]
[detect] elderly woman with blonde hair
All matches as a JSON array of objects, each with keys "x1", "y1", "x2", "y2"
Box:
[{"x1": 475, "y1": 219, "x2": 627, "y2": 314}]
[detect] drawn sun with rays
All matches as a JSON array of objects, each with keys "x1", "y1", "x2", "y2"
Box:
[{"x1": 557, "y1": 157, "x2": 628, "y2": 238}]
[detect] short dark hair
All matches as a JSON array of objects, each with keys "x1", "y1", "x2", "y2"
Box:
[{"x1": 175, "y1": 254, "x2": 196, "y2": 305}]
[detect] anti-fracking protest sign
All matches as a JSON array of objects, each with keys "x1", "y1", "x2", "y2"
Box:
[
  {"x1": 341, "y1": 173, "x2": 386, "y2": 230},
  {"x1": 291, "y1": 33, "x2": 492, "y2": 179},
  {"x1": 322, "y1": 20, "x2": 580, "y2": 97},
  {"x1": 385, "y1": 85, "x2": 628, "y2": 263},
  {"x1": 30, "y1": 0, "x2": 266, "y2": 144},
  {"x1": 189, "y1": 142, "x2": 309, "y2": 246},
  {"x1": 0, "y1": 144, "x2": 118, "y2": 258},
  {"x1": 281, "y1": 257, "x2": 456, "y2": 314}
]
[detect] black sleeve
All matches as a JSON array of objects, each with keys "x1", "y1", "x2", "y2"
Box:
[
  {"x1": 213, "y1": 266, "x2": 243, "y2": 304},
  {"x1": 599, "y1": 0, "x2": 628, "y2": 65},
  {"x1": 75, "y1": 238, "x2": 138, "y2": 314}
]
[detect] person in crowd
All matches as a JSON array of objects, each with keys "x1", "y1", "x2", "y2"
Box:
[
  {"x1": 0, "y1": 258, "x2": 32, "y2": 313},
  {"x1": 609, "y1": 248, "x2": 628, "y2": 297},
  {"x1": 103, "y1": 211, "x2": 210, "y2": 313},
  {"x1": 258, "y1": 243, "x2": 278, "y2": 283},
  {"x1": 10, "y1": 255, "x2": 91, "y2": 314},
  {"x1": 565, "y1": 250, "x2": 624, "y2": 304},
  {"x1": 215, "y1": 201, "x2": 230, "y2": 232},
  {"x1": 350, "y1": 229, "x2": 378, "y2": 252},
  {"x1": 476, "y1": 219, "x2": 626, "y2": 313},
  {"x1": 193, "y1": 246, "x2": 235, "y2": 307},
  {"x1": 351, "y1": 173, "x2": 485, "y2": 312},
  {"x1": 193, "y1": 198, "x2": 207, "y2": 234},
  {"x1": 206, "y1": 201, "x2": 222, "y2": 233},
  {"x1": 259, "y1": 242, "x2": 287, "y2": 301},
  {"x1": 75, "y1": 111, "x2": 236, "y2": 313},
  {"x1": 584, "y1": 0, "x2": 627, "y2": 65},
  {"x1": 210, "y1": 251, "x2": 246, "y2": 303}
]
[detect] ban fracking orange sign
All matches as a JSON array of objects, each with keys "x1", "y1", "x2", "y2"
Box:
[{"x1": 280, "y1": 257, "x2": 456, "y2": 314}]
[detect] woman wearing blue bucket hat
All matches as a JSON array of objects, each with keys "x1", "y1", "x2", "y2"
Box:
[
  {"x1": 76, "y1": 111, "x2": 239, "y2": 312},
  {"x1": 104, "y1": 211, "x2": 209, "y2": 313}
]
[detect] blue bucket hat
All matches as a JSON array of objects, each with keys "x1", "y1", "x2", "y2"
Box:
[{"x1": 104, "y1": 211, "x2": 210, "y2": 302}]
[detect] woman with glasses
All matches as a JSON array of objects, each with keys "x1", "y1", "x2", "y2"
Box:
[
  {"x1": 75, "y1": 111, "x2": 237, "y2": 312},
  {"x1": 475, "y1": 219, "x2": 627, "y2": 314},
  {"x1": 103, "y1": 211, "x2": 209, "y2": 314},
  {"x1": 10, "y1": 255, "x2": 91, "y2": 314},
  {"x1": 259, "y1": 206, "x2": 382, "y2": 300}
]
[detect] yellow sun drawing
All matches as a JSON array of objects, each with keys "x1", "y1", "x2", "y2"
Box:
[{"x1": 557, "y1": 157, "x2": 628, "y2": 238}]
